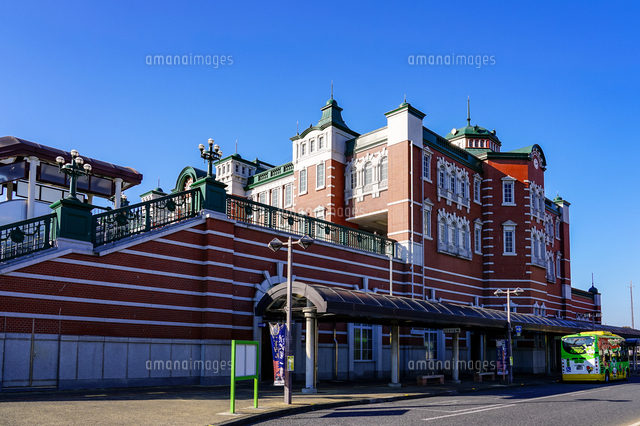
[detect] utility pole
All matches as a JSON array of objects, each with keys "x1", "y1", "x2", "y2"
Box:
[{"x1": 630, "y1": 280, "x2": 635, "y2": 329}]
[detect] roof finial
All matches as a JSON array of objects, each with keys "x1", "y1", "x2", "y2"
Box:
[
  {"x1": 296, "y1": 121, "x2": 299, "y2": 134},
  {"x1": 467, "y1": 96, "x2": 471, "y2": 126},
  {"x1": 331, "y1": 80, "x2": 333, "y2": 100},
  {"x1": 404, "y1": 94, "x2": 406, "y2": 103},
  {"x1": 235, "y1": 140, "x2": 238, "y2": 154}
]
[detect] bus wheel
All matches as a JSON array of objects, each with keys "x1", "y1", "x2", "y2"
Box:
[{"x1": 605, "y1": 371, "x2": 610, "y2": 382}]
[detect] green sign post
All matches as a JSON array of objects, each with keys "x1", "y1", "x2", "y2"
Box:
[{"x1": 230, "y1": 340, "x2": 259, "y2": 414}]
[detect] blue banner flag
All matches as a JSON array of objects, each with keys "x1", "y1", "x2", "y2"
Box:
[{"x1": 269, "y1": 323, "x2": 286, "y2": 386}]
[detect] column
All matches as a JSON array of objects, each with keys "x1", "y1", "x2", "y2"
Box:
[
  {"x1": 302, "y1": 308, "x2": 317, "y2": 394},
  {"x1": 114, "y1": 178, "x2": 123, "y2": 209},
  {"x1": 545, "y1": 334, "x2": 551, "y2": 375},
  {"x1": 27, "y1": 156, "x2": 40, "y2": 219},
  {"x1": 389, "y1": 321, "x2": 400, "y2": 387},
  {"x1": 452, "y1": 332, "x2": 460, "y2": 383}
]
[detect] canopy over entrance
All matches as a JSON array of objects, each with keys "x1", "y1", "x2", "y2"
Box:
[{"x1": 255, "y1": 282, "x2": 640, "y2": 338}]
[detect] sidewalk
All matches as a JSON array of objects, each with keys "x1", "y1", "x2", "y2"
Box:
[
  {"x1": 215, "y1": 374, "x2": 560, "y2": 426},
  {"x1": 0, "y1": 374, "x2": 561, "y2": 426}
]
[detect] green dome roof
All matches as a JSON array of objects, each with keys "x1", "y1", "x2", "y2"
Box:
[{"x1": 444, "y1": 124, "x2": 499, "y2": 141}]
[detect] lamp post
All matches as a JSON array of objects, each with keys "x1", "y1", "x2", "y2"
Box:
[
  {"x1": 268, "y1": 235, "x2": 314, "y2": 404},
  {"x1": 494, "y1": 287, "x2": 524, "y2": 384},
  {"x1": 198, "y1": 138, "x2": 223, "y2": 177},
  {"x1": 56, "y1": 150, "x2": 92, "y2": 200}
]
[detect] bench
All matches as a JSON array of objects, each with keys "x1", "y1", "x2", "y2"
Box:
[
  {"x1": 417, "y1": 374, "x2": 445, "y2": 385},
  {"x1": 473, "y1": 372, "x2": 496, "y2": 382}
]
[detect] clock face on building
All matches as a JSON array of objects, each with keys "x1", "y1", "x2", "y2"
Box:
[{"x1": 533, "y1": 158, "x2": 539, "y2": 169}]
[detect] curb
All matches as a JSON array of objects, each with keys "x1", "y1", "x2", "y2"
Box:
[{"x1": 213, "y1": 380, "x2": 553, "y2": 426}]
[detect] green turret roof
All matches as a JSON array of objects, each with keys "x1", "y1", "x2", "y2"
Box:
[
  {"x1": 444, "y1": 124, "x2": 500, "y2": 141},
  {"x1": 291, "y1": 98, "x2": 359, "y2": 141}
]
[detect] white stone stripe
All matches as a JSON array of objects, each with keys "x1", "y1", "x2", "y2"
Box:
[
  {"x1": 0, "y1": 291, "x2": 253, "y2": 315},
  {"x1": 51, "y1": 257, "x2": 237, "y2": 284},
  {"x1": 120, "y1": 249, "x2": 233, "y2": 269},
  {"x1": 5, "y1": 272, "x2": 254, "y2": 301},
  {"x1": 0, "y1": 311, "x2": 253, "y2": 330},
  {"x1": 155, "y1": 238, "x2": 235, "y2": 253},
  {"x1": 184, "y1": 228, "x2": 235, "y2": 239}
]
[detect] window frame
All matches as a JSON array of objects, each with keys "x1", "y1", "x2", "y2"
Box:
[
  {"x1": 316, "y1": 162, "x2": 325, "y2": 190},
  {"x1": 474, "y1": 221, "x2": 482, "y2": 255},
  {"x1": 503, "y1": 221, "x2": 517, "y2": 256},
  {"x1": 299, "y1": 168, "x2": 307, "y2": 194},
  {"x1": 502, "y1": 177, "x2": 515, "y2": 206},
  {"x1": 353, "y1": 323, "x2": 374, "y2": 361},
  {"x1": 284, "y1": 184, "x2": 293, "y2": 208}
]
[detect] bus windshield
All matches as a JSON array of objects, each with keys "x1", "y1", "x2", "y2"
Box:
[{"x1": 562, "y1": 336, "x2": 595, "y2": 355}]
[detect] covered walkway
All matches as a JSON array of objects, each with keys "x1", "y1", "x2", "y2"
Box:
[{"x1": 256, "y1": 282, "x2": 640, "y2": 391}]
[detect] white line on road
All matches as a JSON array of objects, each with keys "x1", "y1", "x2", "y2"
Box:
[{"x1": 423, "y1": 387, "x2": 611, "y2": 421}]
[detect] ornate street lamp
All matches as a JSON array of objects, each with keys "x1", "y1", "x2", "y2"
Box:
[
  {"x1": 494, "y1": 287, "x2": 524, "y2": 384},
  {"x1": 267, "y1": 235, "x2": 314, "y2": 404},
  {"x1": 198, "y1": 138, "x2": 223, "y2": 177},
  {"x1": 56, "y1": 150, "x2": 92, "y2": 200}
]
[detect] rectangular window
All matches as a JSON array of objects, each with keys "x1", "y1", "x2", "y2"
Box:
[
  {"x1": 301, "y1": 143, "x2": 307, "y2": 156},
  {"x1": 310, "y1": 139, "x2": 315, "y2": 152},
  {"x1": 474, "y1": 179, "x2": 481, "y2": 203},
  {"x1": 351, "y1": 170, "x2": 357, "y2": 189},
  {"x1": 271, "y1": 188, "x2": 279, "y2": 207},
  {"x1": 423, "y1": 154, "x2": 430, "y2": 180},
  {"x1": 284, "y1": 184, "x2": 292, "y2": 207},
  {"x1": 424, "y1": 330, "x2": 438, "y2": 360},
  {"x1": 555, "y1": 220, "x2": 561, "y2": 239},
  {"x1": 474, "y1": 225, "x2": 482, "y2": 254},
  {"x1": 318, "y1": 136, "x2": 324, "y2": 150},
  {"x1": 423, "y1": 206, "x2": 432, "y2": 239},
  {"x1": 450, "y1": 176, "x2": 456, "y2": 194},
  {"x1": 503, "y1": 180, "x2": 514, "y2": 205},
  {"x1": 438, "y1": 170, "x2": 444, "y2": 188},
  {"x1": 460, "y1": 181, "x2": 466, "y2": 199},
  {"x1": 503, "y1": 226, "x2": 516, "y2": 255},
  {"x1": 354, "y1": 324, "x2": 373, "y2": 361},
  {"x1": 316, "y1": 162, "x2": 325, "y2": 189},
  {"x1": 259, "y1": 192, "x2": 267, "y2": 205},
  {"x1": 299, "y1": 169, "x2": 307, "y2": 194},
  {"x1": 439, "y1": 221, "x2": 445, "y2": 243}
]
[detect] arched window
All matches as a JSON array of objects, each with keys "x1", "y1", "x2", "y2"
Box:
[
  {"x1": 364, "y1": 162, "x2": 373, "y2": 186},
  {"x1": 380, "y1": 157, "x2": 388, "y2": 181}
]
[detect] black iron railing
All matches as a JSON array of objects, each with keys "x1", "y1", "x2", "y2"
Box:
[
  {"x1": 227, "y1": 195, "x2": 396, "y2": 256},
  {"x1": 0, "y1": 213, "x2": 57, "y2": 261},
  {"x1": 92, "y1": 189, "x2": 202, "y2": 246}
]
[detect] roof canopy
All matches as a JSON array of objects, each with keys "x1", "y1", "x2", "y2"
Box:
[
  {"x1": 0, "y1": 136, "x2": 143, "y2": 191},
  {"x1": 255, "y1": 282, "x2": 640, "y2": 338}
]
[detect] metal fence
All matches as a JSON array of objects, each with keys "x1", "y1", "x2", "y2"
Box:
[
  {"x1": 226, "y1": 195, "x2": 396, "y2": 256},
  {"x1": 0, "y1": 213, "x2": 57, "y2": 261},
  {"x1": 92, "y1": 189, "x2": 202, "y2": 246}
]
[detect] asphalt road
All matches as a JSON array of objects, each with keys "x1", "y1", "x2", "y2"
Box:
[{"x1": 253, "y1": 377, "x2": 640, "y2": 426}]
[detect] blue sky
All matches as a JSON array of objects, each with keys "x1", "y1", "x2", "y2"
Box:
[{"x1": 1, "y1": 1, "x2": 638, "y2": 327}]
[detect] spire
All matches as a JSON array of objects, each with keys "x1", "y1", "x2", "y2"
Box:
[
  {"x1": 467, "y1": 96, "x2": 471, "y2": 126},
  {"x1": 331, "y1": 80, "x2": 333, "y2": 100}
]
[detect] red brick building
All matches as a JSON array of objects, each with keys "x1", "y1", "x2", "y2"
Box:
[{"x1": 0, "y1": 98, "x2": 629, "y2": 391}]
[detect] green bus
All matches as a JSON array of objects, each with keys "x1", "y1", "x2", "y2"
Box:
[{"x1": 561, "y1": 331, "x2": 629, "y2": 382}]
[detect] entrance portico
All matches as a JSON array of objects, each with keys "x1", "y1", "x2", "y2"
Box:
[{"x1": 256, "y1": 282, "x2": 640, "y2": 391}]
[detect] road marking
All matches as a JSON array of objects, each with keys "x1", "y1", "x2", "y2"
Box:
[{"x1": 423, "y1": 387, "x2": 610, "y2": 421}]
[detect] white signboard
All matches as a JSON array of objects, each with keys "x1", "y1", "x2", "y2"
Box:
[{"x1": 235, "y1": 344, "x2": 257, "y2": 378}]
